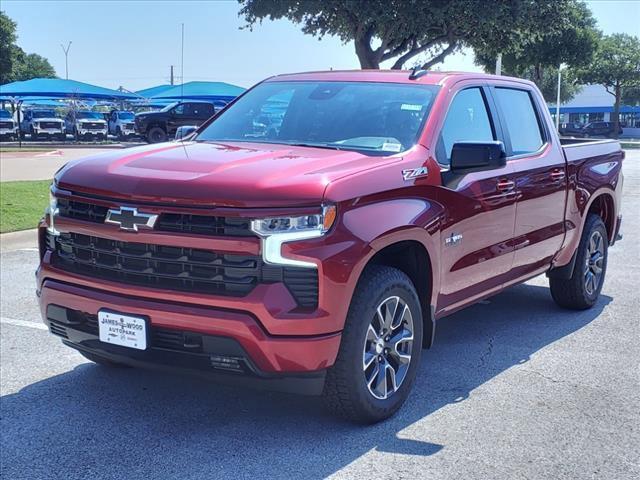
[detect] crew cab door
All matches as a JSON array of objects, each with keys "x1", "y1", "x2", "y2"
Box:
[
  {"x1": 435, "y1": 85, "x2": 517, "y2": 313},
  {"x1": 491, "y1": 86, "x2": 567, "y2": 276}
]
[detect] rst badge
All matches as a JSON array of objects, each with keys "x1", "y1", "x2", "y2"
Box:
[
  {"x1": 402, "y1": 166, "x2": 428, "y2": 181},
  {"x1": 105, "y1": 207, "x2": 158, "y2": 232}
]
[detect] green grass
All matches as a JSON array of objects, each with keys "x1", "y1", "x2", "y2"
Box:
[{"x1": 0, "y1": 180, "x2": 51, "y2": 233}]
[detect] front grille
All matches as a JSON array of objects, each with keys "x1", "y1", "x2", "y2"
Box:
[
  {"x1": 48, "y1": 232, "x2": 318, "y2": 308},
  {"x1": 125, "y1": 123, "x2": 135, "y2": 129},
  {"x1": 51, "y1": 232, "x2": 260, "y2": 296},
  {"x1": 39, "y1": 121, "x2": 61, "y2": 129},
  {"x1": 82, "y1": 122, "x2": 104, "y2": 130},
  {"x1": 156, "y1": 213, "x2": 253, "y2": 237},
  {"x1": 57, "y1": 198, "x2": 254, "y2": 237},
  {"x1": 0, "y1": 121, "x2": 13, "y2": 128},
  {"x1": 58, "y1": 198, "x2": 109, "y2": 223}
]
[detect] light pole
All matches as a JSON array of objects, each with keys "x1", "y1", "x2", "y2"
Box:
[
  {"x1": 60, "y1": 41, "x2": 72, "y2": 80},
  {"x1": 555, "y1": 63, "x2": 565, "y2": 132}
]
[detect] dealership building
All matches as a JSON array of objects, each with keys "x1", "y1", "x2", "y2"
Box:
[{"x1": 550, "y1": 84, "x2": 640, "y2": 135}]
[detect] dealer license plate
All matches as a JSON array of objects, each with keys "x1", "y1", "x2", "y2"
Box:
[{"x1": 98, "y1": 310, "x2": 147, "y2": 350}]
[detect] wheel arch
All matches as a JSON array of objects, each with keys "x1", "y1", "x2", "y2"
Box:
[{"x1": 586, "y1": 192, "x2": 616, "y2": 244}]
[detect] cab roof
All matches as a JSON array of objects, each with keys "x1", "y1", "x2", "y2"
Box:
[{"x1": 265, "y1": 69, "x2": 529, "y2": 87}]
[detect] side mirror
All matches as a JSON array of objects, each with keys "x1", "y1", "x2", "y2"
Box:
[
  {"x1": 175, "y1": 125, "x2": 197, "y2": 141},
  {"x1": 450, "y1": 141, "x2": 506, "y2": 173}
]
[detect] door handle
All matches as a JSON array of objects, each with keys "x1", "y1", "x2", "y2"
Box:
[
  {"x1": 496, "y1": 179, "x2": 516, "y2": 192},
  {"x1": 550, "y1": 169, "x2": 566, "y2": 181}
]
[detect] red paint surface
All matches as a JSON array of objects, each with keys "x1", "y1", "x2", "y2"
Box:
[{"x1": 38, "y1": 70, "x2": 624, "y2": 374}]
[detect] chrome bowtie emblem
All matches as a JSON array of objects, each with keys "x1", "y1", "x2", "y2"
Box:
[{"x1": 105, "y1": 207, "x2": 158, "y2": 232}]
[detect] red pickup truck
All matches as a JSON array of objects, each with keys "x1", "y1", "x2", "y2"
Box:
[{"x1": 37, "y1": 70, "x2": 624, "y2": 423}]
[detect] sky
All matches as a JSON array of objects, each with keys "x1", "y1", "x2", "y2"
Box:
[{"x1": 3, "y1": 0, "x2": 639, "y2": 91}]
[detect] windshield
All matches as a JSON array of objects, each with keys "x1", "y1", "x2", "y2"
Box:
[
  {"x1": 0, "y1": 110, "x2": 10, "y2": 119},
  {"x1": 33, "y1": 110, "x2": 57, "y2": 118},
  {"x1": 160, "y1": 102, "x2": 179, "y2": 112},
  {"x1": 76, "y1": 111, "x2": 103, "y2": 119},
  {"x1": 196, "y1": 81, "x2": 440, "y2": 154},
  {"x1": 118, "y1": 111, "x2": 135, "y2": 119}
]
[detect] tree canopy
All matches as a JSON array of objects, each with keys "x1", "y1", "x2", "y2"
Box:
[
  {"x1": 238, "y1": 0, "x2": 594, "y2": 70},
  {"x1": 0, "y1": 10, "x2": 56, "y2": 84},
  {"x1": 578, "y1": 33, "x2": 640, "y2": 136},
  {"x1": 474, "y1": 0, "x2": 597, "y2": 101}
]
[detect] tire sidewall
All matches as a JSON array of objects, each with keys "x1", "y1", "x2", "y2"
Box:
[
  {"x1": 577, "y1": 217, "x2": 609, "y2": 305},
  {"x1": 337, "y1": 270, "x2": 423, "y2": 421},
  {"x1": 148, "y1": 127, "x2": 167, "y2": 143}
]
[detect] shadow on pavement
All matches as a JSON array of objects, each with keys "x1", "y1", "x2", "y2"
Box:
[{"x1": 1, "y1": 283, "x2": 611, "y2": 480}]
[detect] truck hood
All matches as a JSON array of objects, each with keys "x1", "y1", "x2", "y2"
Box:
[
  {"x1": 77, "y1": 119, "x2": 106, "y2": 124},
  {"x1": 34, "y1": 117, "x2": 63, "y2": 123},
  {"x1": 55, "y1": 141, "x2": 402, "y2": 208}
]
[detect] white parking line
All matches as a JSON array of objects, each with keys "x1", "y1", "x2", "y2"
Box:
[{"x1": 0, "y1": 317, "x2": 48, "y2": 331}]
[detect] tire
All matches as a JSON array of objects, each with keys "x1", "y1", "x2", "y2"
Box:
[
  {"x1": 79, "y1": 351, "x2": 130, "y2": 368},
  {"x1": 147, "y1": 126, "x2": 167, "y2": 143},
  {"x1": 323, "y1": 265, "x2": 423, "y2": 424},
  {"x1": 550, "y1": 214, "x2": 608, "y2": 310},
  {"x1": 116, "y1": 127, "x2": 125, "y2": 141}
]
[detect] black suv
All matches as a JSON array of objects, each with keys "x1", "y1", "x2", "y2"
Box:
[
  {"x1": 135, "y1": 101, "x2": 216, "y2": 143},
  {"x1": 582, "y1": 121, "x2": 624, "y2": 138}
]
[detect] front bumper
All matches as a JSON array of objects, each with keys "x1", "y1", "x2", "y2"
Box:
[
  {"x1": 0, "y1": 127, "x2": 17, "y2": 135},
  {"x1": 38, "y1": 283, "x2": 333, "y2": 394},
  {"x1": 33, "y1": 127, "x2": 65, "y2": 136},
  {"x1": 77, "y1": 128, "x2": 107, "y2": 136}
]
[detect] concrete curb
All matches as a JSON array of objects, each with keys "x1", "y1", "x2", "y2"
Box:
[{"x1": 0, "y1": 229, "x2": 38, "y2": 252}]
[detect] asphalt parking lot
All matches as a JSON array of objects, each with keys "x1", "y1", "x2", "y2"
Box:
[{"x1": 1, "y1": 151, "x2": 638, "y2": 480}]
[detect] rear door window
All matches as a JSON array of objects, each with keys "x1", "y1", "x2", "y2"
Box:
[
  {"x1": 437, "y1": 87, "x2": 495, "y2": 165},
  {"x1": 494, "y1": 88, "x2": 544, "y2": 156}
]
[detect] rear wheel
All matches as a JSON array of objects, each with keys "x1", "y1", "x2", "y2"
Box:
[
  {"x1": 147, "y1": 126, "x2": 167, "y2": 143},
  {"x1": 550, "y1": 214, "x2": 608, "y2": 309},
  {"x1": 79, "y1": 351, "x2": 130, "y2": 368},
  {"x1": 323, "y1": 265, "x2": 423, "y2": 424}
]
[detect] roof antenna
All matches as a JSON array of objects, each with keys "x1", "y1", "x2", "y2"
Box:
[{"x1": 409, "y1": 67, "x2": 428, "y2": 80}]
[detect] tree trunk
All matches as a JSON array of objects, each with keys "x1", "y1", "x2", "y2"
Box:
[
  {"x1": 612, "y1": 83, "x2": 621, "y2": 139},
  {"x1": 354, "y1": 38, "x2": 380, "y2": 69}
]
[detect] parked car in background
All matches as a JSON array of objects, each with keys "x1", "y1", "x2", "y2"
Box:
[
  {"x1": 20, "y1": 109, "x2": 66, "y2": 141},
  {"x1": 0, "y1": 109, "x2": 18, "y2": 141},
  {"x1": 582, "y1": 121, "x2": 623, "y2": 138},
  {"x1": 40, "y1": 71, "x2": 624, "y2": 423},
  {"x1": 135, "y1": 100, "x2": 216, "y2": 143},
  {"x1": 558, "y1": 122, "x2": 584, "y2": 136},
  {"x1": 65, "y1": 110, "x2": 108, "y2": 140},
  {"x1": 108, "y1": 110, "x2": 137, "y2": 140}
]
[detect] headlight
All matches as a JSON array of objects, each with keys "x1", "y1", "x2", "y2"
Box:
[
  {"x1": 46, "y1": 189, "x2": 60, "y2": 236},
  {"x1": 251, "y1": 205, "x2": 336, "y2": 268}
]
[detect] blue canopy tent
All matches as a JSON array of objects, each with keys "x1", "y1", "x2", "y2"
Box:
[
  {"x1": 0, "y1": 78, "x2": 137, "y2": 145},
  {"x1": 136, "y1": 84, "x2": 174, "y2": 98},
  {"x1": 150, "y1": 81, "x2": 245, "y2": 106},
  {"x1": 0, "y1": 78, "x2": 137, "y2": 100}
]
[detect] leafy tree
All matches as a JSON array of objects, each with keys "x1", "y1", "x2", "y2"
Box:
[
  {"x1": 621, "y1": 85, "x2": 640, "y2": 106},
  {"x1": 474, "y1": 1, "x2": 597, "y2": 102},
  {"x1": 238, "y1": 0, "x2": 586, "y2": 70},
  {"x1": 0, "y1": 10, "x2": 56, "y2": 84},
  {"x1": 10, "y1": 48, "x2": 56, "y2": 81},
  {"x1": 0, "y1": 11, "x2": 17, "y2": 84},
  {"x1": 578, "y1": 33, "x2": 640, "y2": 137}
]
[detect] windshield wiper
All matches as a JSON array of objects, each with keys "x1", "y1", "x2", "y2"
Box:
[{"x1": 284, "y1": 141, "x2": 343, "y2": 151}]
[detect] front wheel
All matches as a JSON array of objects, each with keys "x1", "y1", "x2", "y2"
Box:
[
  {"x1": 323, "y1": 265, "x2": 423, "y2": 424},
  {"x1": 550, "y1": 214, "x2": 608, "y2": 309},
  {"x1": 147, "y1": 126, "x2": 167, "y2": 143}
]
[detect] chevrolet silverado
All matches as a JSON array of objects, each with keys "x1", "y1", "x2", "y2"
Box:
[{"x1": 38, "y1": 70, "x2": 624, "y2": 423}]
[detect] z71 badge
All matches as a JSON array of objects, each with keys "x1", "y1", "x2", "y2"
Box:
[{"x1": 402, "y1": 166, "x2": 428, "y2": 181}]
